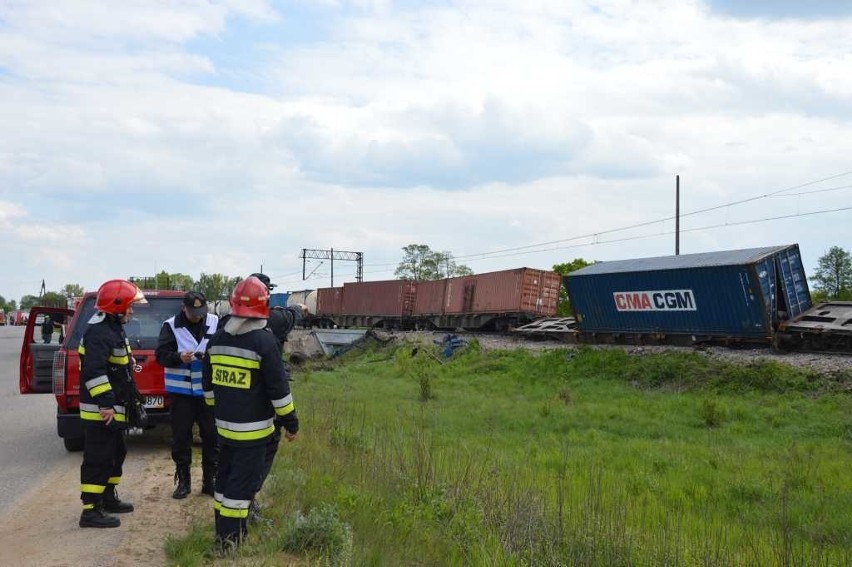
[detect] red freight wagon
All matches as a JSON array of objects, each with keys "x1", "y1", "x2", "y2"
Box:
[
  {"x1": 316, "y1": 287, "x2": 343, "y2": 316},
  {"x1": 442, "y1": 268, "x2": 560, "y2": 315},
  {"x1": 338, "y1": 280, "x2": 417, "y2": 329},
  {"x1": 412, "y1": 268, "x2": 561, "y2": 330},
  {"x1": 412, "y1": 279, "x2": 446, "y2": 315},
  {"x1": 314, "y1": 287, "x2": 343, "y2": 327},
  {"x1": 316, "y1": 268, "x2": 561, "y2": 331}
]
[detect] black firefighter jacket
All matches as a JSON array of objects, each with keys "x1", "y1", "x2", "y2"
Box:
[
  {"x1": 201, "y1": 326, "x2": 296, "y2": 447},
  {"x1": 78, "y1": 313, "x2": 133, "y2": 427}
]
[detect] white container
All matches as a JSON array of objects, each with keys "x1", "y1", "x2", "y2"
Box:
[{"x1": 287, "y1": 290, "x2": 317, "y2": 314}]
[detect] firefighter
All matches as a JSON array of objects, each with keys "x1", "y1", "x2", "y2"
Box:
[
  {"x1": 155, "y1": 291, "x2": 219, "y2": 499},
  {"x1": 78, "y1": 279, "x2": 146, "y2": 528},
  {"x1": 202, "y1": 276, "x2": 299, "y2": 551},
  {"x1": 245, "y1": 273, "x2": 307, "y2": 523}
]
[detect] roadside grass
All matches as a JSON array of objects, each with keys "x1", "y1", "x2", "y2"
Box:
[{"x1": 166, "y1": 341, "x2": 852, "y2": 566}]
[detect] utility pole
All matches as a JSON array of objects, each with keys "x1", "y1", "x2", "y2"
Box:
[
  {"x1": 300, "y1": 248, "x2": 364, "y2": 287},
  {"x1": 675, "y1": 175, "x2": 680, "y2": 255}
]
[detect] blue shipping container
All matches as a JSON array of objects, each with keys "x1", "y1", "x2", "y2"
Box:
[
  {"x1": 269, "y1": 292, "x2": 290, "y2": 309},
  {"x1": 567, "y1": 244, "x2": 811, "y2": 340}
]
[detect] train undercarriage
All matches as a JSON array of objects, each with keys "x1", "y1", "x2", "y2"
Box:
[
  {"x1": 511, "y1": 302, "x2": 852, "y2": 355},
  {"x1": 775, "y1": 301, "x2": 852, "y2": 354}
]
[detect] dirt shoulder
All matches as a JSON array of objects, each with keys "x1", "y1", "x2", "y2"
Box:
[{"x1": 0, "y1": 431, "x2": 209, "y2": 567}]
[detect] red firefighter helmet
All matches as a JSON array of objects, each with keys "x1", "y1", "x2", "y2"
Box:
[
  {"x1": 229, "y1": 276, "x2": 270, "y2": 319},
  {"x1": 95, "y1": 279, "x2": 147, "y2": 314}
]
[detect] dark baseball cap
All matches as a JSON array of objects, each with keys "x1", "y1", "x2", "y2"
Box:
[
  {"x1": 183, "y1": 291, "x2": 208, "y2": 318},
  {"x1": 249, "y1": 273, "x2": 276, "y2": 290}
]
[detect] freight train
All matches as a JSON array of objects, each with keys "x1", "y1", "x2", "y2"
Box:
[
  {"x1": 311, "y1": 267, "x2": 562, "y2": 331},
  {"x1": 295, "y1": 244, "x2": 848, "y2": 354}
]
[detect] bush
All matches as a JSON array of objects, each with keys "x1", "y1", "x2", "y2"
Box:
[{"x1": 283, "y1": 503, "x2": 353, "y2": 566}]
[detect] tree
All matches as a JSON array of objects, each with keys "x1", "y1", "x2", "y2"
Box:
[
  {"x1": 196, "y1": 273, "x2": 242, "y2": 301},
  {"x1": 129, "y1": 271, "x2": 194, "y2": 291},
  {"x1": 170, "y1": 273, "x2": 195, "y2": 292},
  {"x1": 20, "y1": 295, "x2": 39, "y2": 310},
  {"x1": 433, "y1": 250, "x2": 474, "y2": 279},
  {"x1": 552, "y1": 258, "x2": 594, "y2": 316},
  {"x1": 395, "y1": 244, "x2": 435, "y2": 280},
  {"x1": 810, "y1": 246, "x2": 852, "y2": 300},
  {"x1": 395, "y1": 244, "x2": 473, "y2": 281},
  {"x1": 40, "y1": 291, "x2": 68, "y2": 308},
  {"x1": 61, "y1": 284, "x2": 85, "y2": 299}
]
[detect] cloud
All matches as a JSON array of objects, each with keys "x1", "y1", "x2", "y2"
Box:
[
  {"x1": 0, "y1": 0, "x2": 849, "y2": 303},
  {"x1": 0, "y1": 200, "x2": 25, "y2": 226},
  {"x1": 255, "y1": 0, "x2": 852, "y2": 189},
  {"x1": 269, "y1": 98, "x2": 594, "y2": 188}
]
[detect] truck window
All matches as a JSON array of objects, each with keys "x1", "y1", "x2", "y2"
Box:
[{"x1": 67, "y1": 296, "x2": 184, "y2": 351}]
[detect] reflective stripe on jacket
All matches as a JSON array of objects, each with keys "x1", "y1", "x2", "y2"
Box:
[
  {"x1": 78, "y1": 312, "x2": 133, "y2": 424},
  {"x1": 202, "y1": 326, "x2": 293, "y2": 446},
  {"x1": 163, "y1": 313, "x2": 218, "y2": 397}
]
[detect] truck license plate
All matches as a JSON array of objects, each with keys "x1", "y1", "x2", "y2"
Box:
[{"x1": 144, "y1": 395, "x2": 164, "y2": 409}]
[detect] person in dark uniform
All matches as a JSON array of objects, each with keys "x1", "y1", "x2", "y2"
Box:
[
  {"x1": 245, "y1": 273, "x2": 307, "y2": 523},
  {"x1": 202, "y1": 276, "x2": 299, "y2": 552},
  {"x1": 77, "y1": 279, "x2": 147, "y2": 528},
  {"x1": 156, "y1": 291, "x2": 219, "y2": 499},
  {"x1": 41, "y1": 314, "x2": 54, "y2": 344}
]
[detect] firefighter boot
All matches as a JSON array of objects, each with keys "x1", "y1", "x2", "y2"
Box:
[
  {"x1": 201, "y1": 466, "x2": 215, "y2": 497},
  {"x1": 79, "y1": 503, "x2": 121, "y2": 528},
  {"x1": 172, "y1": 465, "x2": 191, "y2": 499},
  {"x1": 103, "y1": 485, "x2": 134, "y2": 513}
]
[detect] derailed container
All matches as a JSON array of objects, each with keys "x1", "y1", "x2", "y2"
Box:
[
  {"x1": 268, "y1": 292, "x2": 290, "y2": 309},
  {"x1": 438, "y1": 268, "x2": 561, "y2": 315},
  {"x1": 567, "y1": 244, "x2": 811, "y2": 342}
]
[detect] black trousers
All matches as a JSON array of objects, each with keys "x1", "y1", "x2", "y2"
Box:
[
  {"x1": 256, "y1": 424, "x2": 282, "y2": 492},
  {"x1": 169, "y1": 394, "x2": 218, "y2": 470},
  {"x1": 80, "y1": 422, "x2": 126, "y2": 507},
  {"x1": 257, "y1": 363, "x2": 289, "y2": 491},
  {"x1": 215, "y1": 442, "x2": 265, "y2": 545}
]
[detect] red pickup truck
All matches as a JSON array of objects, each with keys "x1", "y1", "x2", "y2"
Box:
[{"x1": 20, "y1": 290, "x2": 184, "y2": 451}]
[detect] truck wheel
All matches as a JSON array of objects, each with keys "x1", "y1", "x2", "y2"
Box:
[{"x1": 63, "y1": 437, "x2": 84, "y2": 452}]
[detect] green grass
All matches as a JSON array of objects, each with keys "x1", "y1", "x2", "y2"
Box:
[{"x1": 166, "y1": 341, "x2": 852, "y2": 566}]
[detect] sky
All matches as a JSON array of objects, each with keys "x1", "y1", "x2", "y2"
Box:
[{"x1": 1, "y1": 0, "x2": 851, "y2": 303}]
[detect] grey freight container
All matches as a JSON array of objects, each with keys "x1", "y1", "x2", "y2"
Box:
[{"x1": 566, "y1": 244, "x2": 811, "y2": 343}]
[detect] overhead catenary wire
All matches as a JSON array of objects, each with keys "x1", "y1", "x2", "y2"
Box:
[
  {"x1": 453, "y1": 176, "x2": 852, "y2": 262},
  {"x1": 359, "y1": 170, "x2": 852, "y2": 269},
  {"x1": 354, "y1": 204, "x2": 852, "y2": 277},
  {"x1": 268, "y1": 171, "x2": 852, "y2": 287}
]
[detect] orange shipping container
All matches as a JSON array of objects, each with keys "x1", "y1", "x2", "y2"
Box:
[
  {"x1": 342, "y1": 280, "x2": 416, "y2": 317},
  {"x1": 426, "y1": 268, "x2": 560, "y2": 316},
  {"x1": 316, "y1": 287, "x2": 343, "y2": 316}
]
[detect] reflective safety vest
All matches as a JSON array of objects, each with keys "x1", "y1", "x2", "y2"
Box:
[{"x1": 163, "y1": 313, "x2": 218, "y2": 397}]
